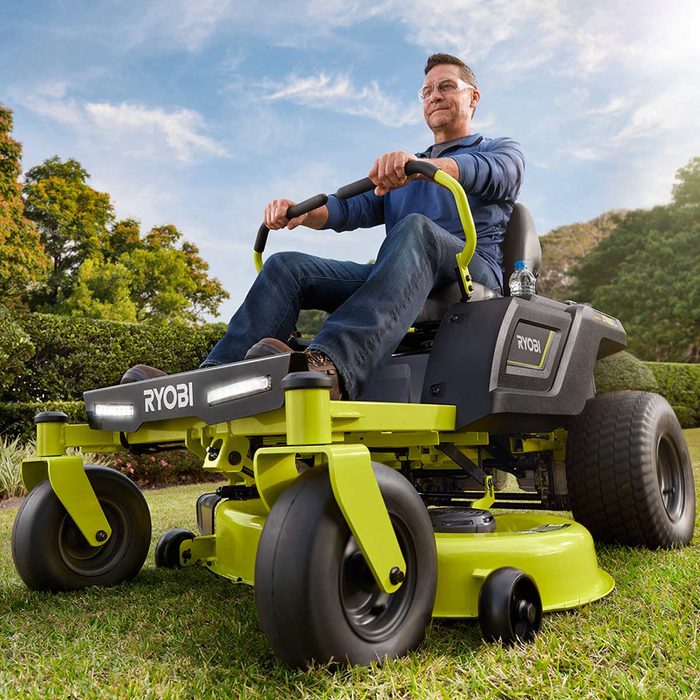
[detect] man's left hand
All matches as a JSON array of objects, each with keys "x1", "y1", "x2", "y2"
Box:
[{"x1": 369, "y1": 151, "x2": 417, "y2": 196}]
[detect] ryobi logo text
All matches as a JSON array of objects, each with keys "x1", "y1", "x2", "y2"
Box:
[
  {"x1": 144, "y1": 382, "x2": 194, "y2": 413},
  {"x1": 516, "y1": 334, "x2": 542, "y2": 354}
]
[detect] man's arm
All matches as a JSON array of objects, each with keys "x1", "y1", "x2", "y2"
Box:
[
  {"x1": 369, "y1": 142, "x2": 524, "y2": 202},
  {"x1": 448, "y1": 138, "x2": 525, "y2": 201}
]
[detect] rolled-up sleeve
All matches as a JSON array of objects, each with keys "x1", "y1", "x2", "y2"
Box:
[
  {"x1": 324, "y1": 191, "x2": 385, "y2": 232},
  {"x1": 450, "y1": 137, "x2": 525, "y2": 201}
]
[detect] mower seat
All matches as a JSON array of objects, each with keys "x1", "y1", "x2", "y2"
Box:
[{"x1": 414, "y1": 203, "x2": 541, "y2": 324}]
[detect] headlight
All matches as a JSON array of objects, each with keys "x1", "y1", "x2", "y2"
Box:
[
  {"x1": 207, "y1": 375, "x2": 272, "y2": 405},
  {"x1": 93, "y1": 403, "x2": 135, "y2": 418}
]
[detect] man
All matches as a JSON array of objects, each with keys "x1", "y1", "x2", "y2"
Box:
[{"x1": 123, "y1": 54, "x2": 524, "y2": 400}]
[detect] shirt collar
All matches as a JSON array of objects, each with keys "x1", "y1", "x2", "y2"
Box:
[{"x1": 417, "y1": 133, "x2": 482, "y2": 159}]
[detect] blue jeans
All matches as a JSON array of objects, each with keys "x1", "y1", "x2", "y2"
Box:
[{"x1": 203, "y1": 214, "x2": 501, "y2": 399}]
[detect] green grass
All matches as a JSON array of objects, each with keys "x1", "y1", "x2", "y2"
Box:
[{"x1": 1, "y1": 429, "x2": 699, "y2": 699}]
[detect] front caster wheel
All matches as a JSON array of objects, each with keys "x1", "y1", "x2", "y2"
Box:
[
  {"x1": 11, "y1": 466, "x2": 151, "y2": 591},
  {"x1": 155, "y1": 528, "x2": 195, "y2": 568},
  {"x1": 255, "y1": 463, "x2": 437, "y2": 668},
  {"x1": 478, "y1": 567, "x2": 542, "y2": 644}
]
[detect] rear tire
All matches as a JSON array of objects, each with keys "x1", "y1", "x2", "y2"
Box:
[
  {"x1": 12, "y1": 466, "x2": 151, "y2": 591},
  {"x1": 254, "y1": 463, "x2": 437, "y2": 668},
  {"x1": 566, "y1": 391, "x2": 695, "y2": 548}
]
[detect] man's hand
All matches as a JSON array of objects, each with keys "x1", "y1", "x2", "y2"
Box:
[
  {"x1": 369, "y1": 151, "x2": 417, "y2": 196},
  {"x1": 264, "y1": 198, "x2": 308, "y2": 230}
]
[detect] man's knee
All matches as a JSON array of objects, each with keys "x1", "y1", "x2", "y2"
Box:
[
  {"x1": 262, "y1": 251, "x2": 307, "y2": 280},
  {"x1": 390, "y1": 213, "x2": 442, "y2": 250}
]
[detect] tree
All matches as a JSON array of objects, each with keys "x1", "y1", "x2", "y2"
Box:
[
  {"x1": 536, "y1": 211, "x2": 622, "y2": 300},
  {"x1": 123, "y1": 224, "x2": 228, "y2": 322},
  {"x1": 23, "y1": 156, "x2": 114, "y2": 309},
  {"x1": 571, "y1": 158, "x2": 700, "y2": 362},
  {"x1": 671, "y1": 156, "x2": 700, "y2": 209},
  {"x1": 0, "y1": 104, "x2": 50, "y2": 305},
  {"x1": 58, "y1": 257, "x2": 138, "y2": 322},
  {"x1": 61, "y1": 219, "x2": 229, "y2": 323}
]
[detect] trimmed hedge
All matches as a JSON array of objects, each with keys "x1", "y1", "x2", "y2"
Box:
[
  {"x1": 0, "y1": 307, "x2": 35, "y2": 395},
  {"x1": 3, "y1": 313, "x2": 226, "y2": 403},
  {"x1": 595, "y1": 351, "x2": 659, "y2": 394},
  {"x1": 646, "y1": 361, "x2": 700, "y2": 428}
]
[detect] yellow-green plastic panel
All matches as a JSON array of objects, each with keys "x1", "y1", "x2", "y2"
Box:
[{"x1": 432, "y1": 512, "x2": 614, "y2": 618}]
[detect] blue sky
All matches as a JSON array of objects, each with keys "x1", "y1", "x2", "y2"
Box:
[{"x1": 2, "y1": 0, "x2": 699, "y2": 322}]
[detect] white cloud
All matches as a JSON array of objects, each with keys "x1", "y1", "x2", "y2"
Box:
[
  {"x1": 85, "y1": 103, "x2": 227, "y2": 162},
  {"x1": 17, "y1": 91, "x2": 82, "y2": 126},
  {"x1": 15, "y1": 87, "x2": 227, "y2": 163},
  {"x1": 261, "y1": 73, "x2": 422, "y2": 128},
  {"x1": 131, "y1": 0, "x2": 240, "y2": 50}
]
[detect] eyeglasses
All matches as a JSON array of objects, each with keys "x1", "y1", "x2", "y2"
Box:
[{"x1": 418, "y1": 79, "x2": 475, "y2": 102}]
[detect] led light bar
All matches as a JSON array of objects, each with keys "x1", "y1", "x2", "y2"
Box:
[
  {"x1": 94, "y1": 403, "x2": 135, "y2": 418},
  {"x1": 207, "y1": 375, "x2": 272, "y2": 406}
]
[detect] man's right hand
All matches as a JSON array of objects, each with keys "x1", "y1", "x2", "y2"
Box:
[
  {"x1": 264, "y1": 198, "x2": 308, "y2": 230},
  {"x1": 264, "y1": 198, "x2": 328, "y2": 230}
]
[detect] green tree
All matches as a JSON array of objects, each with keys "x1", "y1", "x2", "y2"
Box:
[
  {"x1": 671, "y1": 156, "x2": 700, "y2": 209},
  {"x1": 23, "y1": 156, "x2": 114, "y2": 309},
  {"x1": 62, "y1": 220, "x2": 229, "y2": 323},
  {"x1": 571, "y1": 158, "x2": 700, "y2": 362},
  {"x1": 536, "y1": 212, "x2": 622, "y2": 300},
  {"x1": 58, "y1": 257, "x2": 138, "y2": 322},
  {"x1": 123, "y1": 224, "x2": 228, "y2": 322},
  {"x1": 0, "y1": 105, "x2": 50, "y2": 305}
]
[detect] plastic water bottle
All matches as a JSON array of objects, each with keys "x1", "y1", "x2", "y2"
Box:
[{"x1": 508, "y1": 260, "x2": 537, "y2": 297}]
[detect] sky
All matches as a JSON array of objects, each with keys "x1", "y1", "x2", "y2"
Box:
[{"x1": 2, "y1": 0, "x2": 699, "y2": 322}]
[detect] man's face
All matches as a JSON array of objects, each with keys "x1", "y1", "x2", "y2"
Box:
[{"x1": 422, "y1": 63, "x2": 479, "y2": 136}]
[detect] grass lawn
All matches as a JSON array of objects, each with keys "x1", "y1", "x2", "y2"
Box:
[{"x1": 1, "y1": 429, "x2": 699, "y2": 699}]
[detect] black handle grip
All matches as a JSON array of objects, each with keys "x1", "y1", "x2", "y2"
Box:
[
  {"x1": 405, "y1": 160, "x2": 439, "y2": 179},
  {"x1": 254, "y1": 224, "x2": 270, "y2": 253},
  {"x1": 254, "y1": 194, "x2": 328, "y2": 254},
  {"x1": 287, "y1": 193, "x2": 328, "y2": 219},
  {"x1": 335, "y1": 177, "x2": 375, "y2": 200},
  {"x1": 335, "y1": 161, "x2": 438, "y2": 201}
]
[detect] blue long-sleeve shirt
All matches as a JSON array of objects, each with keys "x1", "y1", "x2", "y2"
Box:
[{"x1": 323, "y1": 134, "x2": 525, "y2": 289}]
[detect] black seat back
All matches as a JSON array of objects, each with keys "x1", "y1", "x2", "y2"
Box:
[
  {"x1": 413, "y1": 203, "x2": 541, "y2": 324},
  {"x1": 502, "y1": 202, "x2": 541, "y2": 279}
]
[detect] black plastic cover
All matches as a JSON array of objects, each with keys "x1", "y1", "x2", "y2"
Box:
[
  {"x1": 84, "y1": 352, "x2": 306, "y2": 432},
  {"x1": 421, "y1": 296, "x2": 627, "y2": 431}
]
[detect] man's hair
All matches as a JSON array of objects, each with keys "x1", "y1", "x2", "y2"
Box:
[{"x1": 424, "y1": 53, "x2": 478, "y2": 89}]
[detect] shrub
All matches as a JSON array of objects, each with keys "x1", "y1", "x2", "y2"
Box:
[
  {"x1": 646, "y1": 362, "x2": 700, "y2": 428},
  {"x1": 0, "y1": 306, "x2": 35, "y2": 395},
  {"x1": 0, "y1": 434, "x2": 31, "y2": 498},
  {"x1": 595, "y1": 351, "x2": 659, "y2": 394},
  {"x1": 104, "y1": 449, "x2": 223, "y2": 489},
  {"x1": 3, "y1": 314, "x2": 224, "y2": 403},
  {"x1": 0, "y1": 401, "x2": 86, "y2": 441}
]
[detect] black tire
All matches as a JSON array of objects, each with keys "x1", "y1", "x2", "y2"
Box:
[
  {"x1": 478, "y1": 567, "x2": 542, "y2": 644},
  {"x1": 566, "y1": 391, "x2": 695, "y2": 548},
  {"x1": 254, "y1": 463, "x2": 437, "y2": 668},
  {"x1": 11, "y1": 465, "x2": 151, "y2": 591},
  {"x1": 155, "y1": 528, "x2": 195, "y2": 568}
]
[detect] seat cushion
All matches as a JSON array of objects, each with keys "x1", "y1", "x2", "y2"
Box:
[{"x1": 414, "y1": 281, "x2": 500, "y2": 324}]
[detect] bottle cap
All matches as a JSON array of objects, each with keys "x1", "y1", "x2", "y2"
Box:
[{"x1": 515, "y1": 260, "x2": 526, "y2": 270}]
